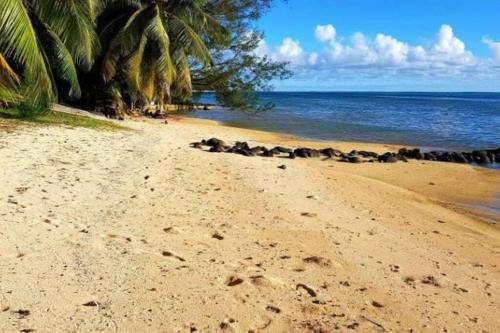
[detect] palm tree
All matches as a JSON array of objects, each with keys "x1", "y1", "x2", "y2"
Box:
[
  {"x1": 0, "y1": 0, "x2": 99, "y2": 106},
  {"x1": 98, "y1": 0, "x2": 223, "y2": 111}
]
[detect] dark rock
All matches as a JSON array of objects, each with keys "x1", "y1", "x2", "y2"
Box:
[
  {"x1": 209, "y1": 143, "x2": 226, "y2": 153},
  {"x1": 289, "y1": 152, "x2": 296, "y2": 159},
  {"x1": 358, "y1": 151, "x2": 378, "y2": 158},
  {"x1": 262, "y1": 149, "x2": 275, "y2": 157},
  {"x1": 396, "y1": 154, "x2": 408, "y2": 162},
  {"x1": 321, "y1": 148, "x2": 341, "y2": 158},
  {"x1": 274, "y1": 146, "x2": 292, "y2": 153},
  {"x1": 234, "y1": 141, "x2": 250, "y2": 150},
  {"x1": 452, "y1": 152, "x2": 468, "y2": 163},
  {"x1": 235, "y1": 148, "x2": 255, "y2": 157},
  {"x1": 269, "y1": 148, "x2": 281, "y2": 155},
  {"x1": 472, "y1": 150, "x2": 491, "y2": 164},
  {"x1": 412, "y1": 148, "x2": 424, "y2": 160},
  {"x1": 379, "y1": 153, "x2": 398, "y2": 163},
  {"x1": 206, "y1": 138, "x2": 225, "y2": 147},
  {"x1": 348, "y1": 155, "x2": 363, "y2": 163},
  {"x1": 278, "y1": 165, "x2": 287, "y2": 170},
  {"x1": 424, "y1": 152, "x2": 436, "y2": 161}
]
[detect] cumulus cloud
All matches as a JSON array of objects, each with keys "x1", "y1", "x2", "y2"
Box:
[
  {"x1": 483, "y1": 38, "x2": 500, "y2": 61},
  {"x1": 276, "y1": 37, "x2": 303, "y2": 60},
  {"x1": 255, "y1": 24, "x2": 499, "y2": 80},
  {"x1": 315, "y1": 24, "x2": 336, "y2": 43}
]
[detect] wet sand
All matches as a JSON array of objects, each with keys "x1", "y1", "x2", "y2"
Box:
[{"x1": 0, "y1": 116, "x2": 499, "y2": 332}]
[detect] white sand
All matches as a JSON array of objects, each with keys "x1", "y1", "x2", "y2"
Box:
[{"x1": 0, "y1": 116, "x2": 499, "y2": 332}]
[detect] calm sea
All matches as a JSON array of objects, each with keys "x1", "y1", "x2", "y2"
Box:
[{"x1": 189, "y1": 92, "x2": 500, "y2": 151}]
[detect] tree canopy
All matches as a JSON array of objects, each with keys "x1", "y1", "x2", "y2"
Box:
[{"x1": 0, "y1": 0, "x2": 289, "y2": 114}]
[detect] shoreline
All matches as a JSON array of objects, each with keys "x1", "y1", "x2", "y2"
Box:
[
  {"x1": 184, "y1": 113, "x2": 500, "y2": 169},
  {"x1": 176, "y1": 115, "x2": 500, "y2": 224},
  {"x1": 1, "y1": 115, "x2": 499, "y2": 332}
]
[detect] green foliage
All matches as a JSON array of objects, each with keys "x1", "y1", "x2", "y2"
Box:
[{"x1": 1, "y1": 0, "x2": 290, "y2": 114}]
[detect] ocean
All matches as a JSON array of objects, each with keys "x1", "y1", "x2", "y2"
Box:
[{"x1": 189, "y1": 92, "x2": 500, "y2": 151}]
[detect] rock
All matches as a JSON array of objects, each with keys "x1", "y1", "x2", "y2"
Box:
[
  {"x1": 269, "y1": 148, "x2": 281, "y2": 155},
  {"x1": 321, "y1": 148, "x2": 339, "y2": 158},
  {"x1": 378, "y1": 153, "x2": 398, "y2": 163},
  {"x1": 234, "y1": 141, "x2": 251, "y2": 151},
  {"x1": 206, "y1": 138, "x2": 225, "y2": 147},
  {"x1": 278, "y1": 165, "x2": 287, "y2": 170},
  {"x1": 274, "y1": 146, "x2": 292, "y2": 153},
  {"x1": 250, "y1": 146, "x2": 265, "y2": 154},
  {"x1": 396, "y1": 154, "x2": 408, "y2": 162},
  {"x1": 262, "y1": 149, "x2": 275, "y2": 157},
  {"x1": 209, "y1": 143, "x2": 226, "y2": 153},
  {"x1": 412, "y1": 148, "x2": 424, "y2": 160},
  {"x1": 358, "y1": 151, "x2": 378, "y2": 158},
  {"x1": 472, "y1": 150, "x2": 491, "y2": 164},
  {"x1": 235, "y1": 148, "x2": 255, "y2": 157},
  {"x1": 289, "y1": 152, "x2": 296, "y2": 159},
  {"x1": 452, "y1": 152, "x2": 468, "y2": 163},
  {"x1": 294, "y1": 148, "x2": 320, "y2": 158},
  {"x1": 348, "y1": 155, "x2": 363, "y2": 163}
]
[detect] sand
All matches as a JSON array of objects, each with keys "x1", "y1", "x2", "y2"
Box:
[{"x1": 0, "y1": 115, "x2": 499, "y2": 332}]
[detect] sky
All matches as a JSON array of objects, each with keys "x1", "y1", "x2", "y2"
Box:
[{"x1": 253, "y1": 0, "x2": 500, "y2": 91}]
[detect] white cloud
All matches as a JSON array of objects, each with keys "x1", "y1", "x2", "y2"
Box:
[
  {"x1": 315, "y1": 25, "x2": 336, "y2": 43},
  {"x1": 375, "y1": 34, "x2": 409, "y2": 65},
  {"x1": 258, "y1": 23, "x2": 498, "y2": 80},
  {"x1": 483, "y1": 38, "x2": 500, "y2": 61},
  {"x1": 276, "y1": 37, "x2": 303, "y2": 60}
]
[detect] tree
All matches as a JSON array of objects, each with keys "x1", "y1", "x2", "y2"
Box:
[
  {"x1": 91, "y1": 0, "x2": 226, "y2": 113},
  {"x1": 0, "y1": 0, "x2": 98, "y2": 106},
  {"x1": 191, "y1": 0, "x2": 291, "y2": 111}
]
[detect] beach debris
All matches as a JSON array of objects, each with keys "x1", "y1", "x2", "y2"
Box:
[
  {"x1": 421, "y1": 275, "x2": 440, "y2": 287},
  {"x1": 266, "y1": 305, "x2": 281, "y2": 314},
  {"x1": 193, "y1": 138, "x2": 500, "y2": 166},
  {"x1": 303, "y1": 256, "x2": 332, "y2": 267},
  {"x1": 162, "y1": 251, "x2": 186, "y2": 262},
  {"x1": 82, "y1": 301, "x2": 99, "y2": 307},
  {"x1": 212, "y1": 232, "x2": 224, "y2": 240},
  {"x1": 296, "y1": 283, "x2": 317, "y2": 297},
  {"x1": 301, "y1": 212, "x2": 317, "y2": 218},
  {"x1": 13, "y1": 309, "x2": 30, "y2": 319},
  {"x1": 226, "y1": 276, "x2": 244, "y2": 286}
]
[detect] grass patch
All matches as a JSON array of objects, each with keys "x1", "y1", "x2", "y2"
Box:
[{"x1": 0, "y1": 108, "x2": 127, "y2": 131}]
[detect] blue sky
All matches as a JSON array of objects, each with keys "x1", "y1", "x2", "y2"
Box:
[{"x1": 253, "y1": 0, "x2": 500, "y2": 91}]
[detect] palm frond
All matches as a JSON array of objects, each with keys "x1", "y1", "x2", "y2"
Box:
[
  {"x1": 0, "y1": 0, "x2": 54, "y2": 101},
  {"x1": 33, "y1": 0, "x2": 100, "y2": 70},
  {"x1": 38, "y1": 23, "x2": 82, "y2": 98}
]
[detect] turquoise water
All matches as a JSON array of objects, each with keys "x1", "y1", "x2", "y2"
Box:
[{"x1": 189, "y1": 92, "x2": 500, "y2": 151}]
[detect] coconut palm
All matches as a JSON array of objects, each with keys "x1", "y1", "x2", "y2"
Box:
[
  {"x1": 98, "y1": 0, "x2": 224, "y2": 111},
  {"x1": 0, "y1": 0, "x2": 99, "y2": 106}
]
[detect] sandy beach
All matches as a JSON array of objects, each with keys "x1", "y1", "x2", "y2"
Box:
[{"x1": 1, "y1": 116, "x2": 499, "y2": 332}]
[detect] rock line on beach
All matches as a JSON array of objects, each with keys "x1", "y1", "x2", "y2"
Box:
[{"x1": 191, "y1": 138, "x2": 500, "y2": 165}]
